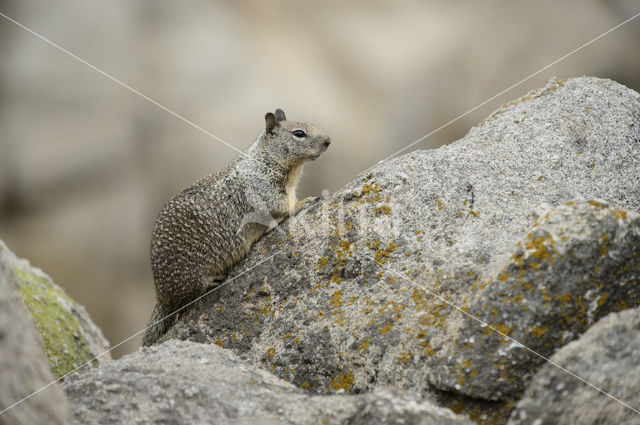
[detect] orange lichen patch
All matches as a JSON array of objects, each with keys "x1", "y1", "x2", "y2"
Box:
[
  {"x1": 317, "y1": 256, "x2": 329, "y2": 269},
  {"x1": 555, "y1": 293, "x2": 572, "y2": 304},
  {"x1": 611, "y1": 209, "x2": 628, "y2": 221},
  {"x1": 397, "y1": 351, "x2": 413, "y2": 364},
  {"x1": 214, "y1": 338, "x2": 224, "y2": 347},
  {"x1": 499, "y1": 368, "x2": 517, "y2": 384},
  {"x1": 330, "y1": 270, "x2": 342, "y2": 284},
  {"x1": 375, "y1": 242, "x2": 398, "y2": 265},
  {"x1": 487, "y1": 323, "x2": 515, "y2": 344},
  {"x1": 449, "y1": 399, "x2": 514, "y2": 425},
  {"x1": 617, "y1": 301, "x2": 628, "y2": 311},
  {"x1": 374, "y1": 204, "x2": 392, "y2": 216},
  {"x1": 461, "y1": 360, "x2": 473, "y2": 368},
  {"x1": 417, "y1": 301, "x2": 449, "y2": 329},
  {"x1": 498, "y1": 272, "x2": 511, "y2": 283},
  {"x1": 266, "y1": 347, "x2": 276, "y2": 358},
  {"x1": 299, "y1": 381, "x2": 311, "y2": 390},
  {"x1": 259, "y1": 302, "x2": 273, "y2": 317},
  {"x1": 589, "y1": 200, "x2": 607, "y2": 208},
  {"x1": 378, "y1": 323, "x2": 393, "y2": 335},
  {"x1": 510, "y1": 251, "x2": 525, "y2": 268},
  {"x1": 358, "y1": 339, "x2": 370, "y2": 352},
  {"x1": 330, "y1": 289, "x2": 343, "y2": 309},
  {"x1": 328, "y1": 370, "x2": 354, "y2": 391},
  {"x1": 525, "y1": 232, "x2": 555, "y2": 265},
  {"x1": 495, "y1": 323, "x2": 514, "y2": 336},
  {"x1": 423, "y1": 342, "x2": 436, "y2": 356},
  {"x1": 360, "y1": 182, "x2": 380, "y2": 196},
  {"x1": 530, "y1": 325, "x2": 548, "y2": 337},
  {"x1": 502, "y1": 293, "x2": 524, "y2": 305},
  {"x1": 521, "y1": 281, "x2": 534, "y2": 291},
  {"x1": 469, "y1": 209, "x2": 480, "y2": 218},
  {"x1": 435, "y1": 198, "x2": 445, "y2": 211},
  {"x1": 597, "y1": 292, "x2": 609, "y2": 307},
  {"x1": 600, "y1": 234, "x2": 610, "y2": 256},
  {"x1": 576, "y1": 296, "x2": 586, "y2": 316},
  {"x1": 337, "y1": 240, "x2": 351, "y2": 257},
  {"x1": 411, "y1": 288, "x2": 427, "y2": 310},
  {"x1": 448, "y1": 400, "x2": 466, "y2": 415}
]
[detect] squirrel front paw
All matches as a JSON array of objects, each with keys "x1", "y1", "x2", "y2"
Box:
[{"x1": 294, "y1": 196, "x2": 321, "y2": 214}]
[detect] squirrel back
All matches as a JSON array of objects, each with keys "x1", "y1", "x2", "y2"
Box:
[{"x1": 142, "y1": 109, "x2": 330, "y2": 346}]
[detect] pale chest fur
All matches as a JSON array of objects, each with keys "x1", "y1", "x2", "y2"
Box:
[{"x1": 285, "y1": 164, "x2": 303, "y2": 212}]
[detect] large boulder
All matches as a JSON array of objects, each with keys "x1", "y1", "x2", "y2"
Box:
[
  {"x1": 507, "y1": 306, "x2": 640, "y2": 425},
  {"x1": 64, "y1": 339, "x2": 473, "y2": 425},
  {"x1": 0, "y1": 240, "x2": 69, "y2": 425},
  {"x1": 159, "y1": 76, "x2": 640, "y2": 418},
  {"x1": 427, "y1": 200, "x2": 640, "y2": 400},
  {"x1": 4, "y1": 239, "x2": 111, "y2": 378}
]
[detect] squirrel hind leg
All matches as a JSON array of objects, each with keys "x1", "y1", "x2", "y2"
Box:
[{"x1": 205, "y1": 273, "x2": 227, "y2": 290}]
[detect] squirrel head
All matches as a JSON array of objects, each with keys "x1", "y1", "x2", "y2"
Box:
[{"x1": 262, "y1": 109, "x2": 330, "y2": 168}]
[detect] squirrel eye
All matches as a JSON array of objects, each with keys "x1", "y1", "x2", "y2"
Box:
[{"x1": 292, "y1": 130, "x2": 306, "y2": 138}]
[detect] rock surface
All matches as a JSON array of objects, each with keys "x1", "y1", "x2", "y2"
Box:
[
  {"x1": 64, "y1": 339, "x2": 473, "y2": 425},
  {"x1": 4, "y1": 239, "x2": 111, "y2": 378},
  {"x1": 507, "y1": 307, "x2": 640, "y2": 425},
  {"x1": 160, "y1": 76, "x2": 640, "y2": 417},
  {"x1": 427, "y1": 200, "x2": 640, "y2": 400},
  {"x1": 0, "y1": 240, "x2": 69, "y2": 425}
]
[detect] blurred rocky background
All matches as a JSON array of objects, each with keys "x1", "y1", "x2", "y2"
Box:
[{"x1": 0, "y1": 0, "x2": 638, "y2": 357}]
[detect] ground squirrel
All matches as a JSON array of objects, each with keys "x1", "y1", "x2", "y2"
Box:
[{"x1": 142, "y1": 109, "x2": 330, "y2": 346}]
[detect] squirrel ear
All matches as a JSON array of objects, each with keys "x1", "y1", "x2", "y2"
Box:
[
  {"x1": 274, "y1": 109, "x2": 286, "y2": 122},
  {"x1": 265, "y1": 112, "x2": 279, "y2": 134}
]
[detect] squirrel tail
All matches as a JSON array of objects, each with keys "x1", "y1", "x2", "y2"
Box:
[{"x1": 141, "y1": 304, "x2": 176, "y2": 346}]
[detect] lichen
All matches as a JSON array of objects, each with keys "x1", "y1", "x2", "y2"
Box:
[
  {"x1": 328, "y1": 369, "x2": 354, "y2": 391},
  {"x1": 14, "y1": 265, "x2": 97, "y2": 378}
]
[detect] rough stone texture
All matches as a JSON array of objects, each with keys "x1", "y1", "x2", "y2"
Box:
[
  {"x1": 507, "y1": 307, "x2": 640, "y2": 425},
  {"x1": 0, "y1": 240, "x2": 69, "y2": 425},
  {"x1": 427, "y1": 200, "x2": 640, "y2": 400},
  {"x1": 160, "y1": 77, "x2": 640, "y2": 418},
  {"x1": 64, "y1": 339, "x2": 473, "y2": 425},
  {"x1": 4, "y1": 239, "x2": 111, "y2": 378}
]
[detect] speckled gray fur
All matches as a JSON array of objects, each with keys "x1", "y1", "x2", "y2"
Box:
[{"x1": 143, "y1": 110, "x2": 330, "y2": 345}]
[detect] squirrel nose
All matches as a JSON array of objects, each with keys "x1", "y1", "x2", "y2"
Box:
[{"x1": 323, "y1": 137, "x2": 331, "y2": 147}]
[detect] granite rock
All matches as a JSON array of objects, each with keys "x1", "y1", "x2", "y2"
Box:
[
  {"x1": 507, "y1": 307, "x2": 640, "y2": 425},
  {"x1": 162, "y1": 77, "x2": 640, "y2": 403},
  {"x1": 426, "y1": 200, "x2": 640, "y2": 400},
  {"x1": 0, "y1": 240, "x2": 69, "y2": 425},
  {"x1": 3, "y1": 239, "x2": 111, "y2": 378},
  {"x1": 144, "y1": 77, "x2": 640, "y2": 424},
  {"x1": 64, "y1": 340, "x2": 473, "y2": 425}
]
